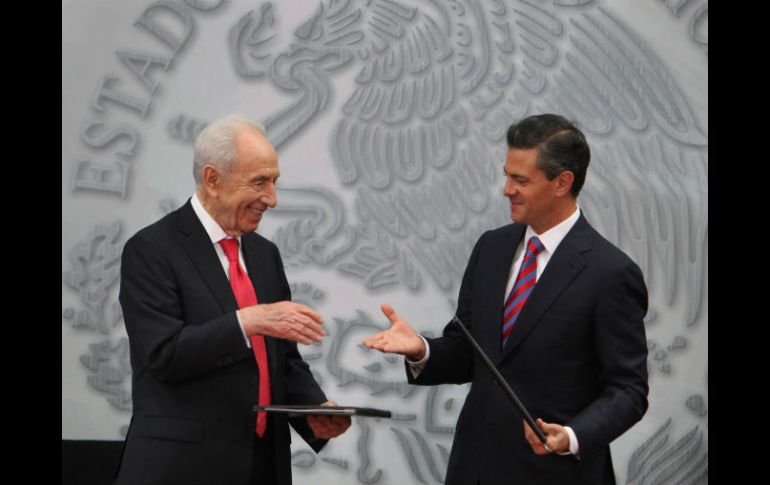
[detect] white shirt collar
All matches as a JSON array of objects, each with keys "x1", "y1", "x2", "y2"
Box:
[
  {"x1": 190, "y1": 192, "x2": 240, "y2": 245},
  {"x1": 524, "y1": 206, "x2": 581, "y2": 255}
]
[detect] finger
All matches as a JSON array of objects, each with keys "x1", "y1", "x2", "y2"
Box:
[
  {"x1": 295, "y1": 303, "x2": 324, "y2": 323},
  {"x1": 326, "y1": 415, "x2": 346, "y2": 430},
  {"x1": 544, "y1": 439, "x2": 555, "y2": 454},
  {"x1": 279, "y1": 325, "x2": 310, "y2": 344},
  {"x1": 326, "y1": 418, "x2": 344, "y2": 433},
  {"x1": 533, "y1": 418, "x2": 552, "y2": 437},
  {"x1": 523, "y1": 422, "x2": 543, "y2": 450},
  {"x1": 298, "y1": 330, "x2": 322, "y2": 344},
  {"x1": 297, "y1": 321, "x2": 324, "y2": 343},
  {"x1": 314, "y1": 419, "x2": 333, "y2": 436},
  {"x1": 287, "y1": 325, "x2": 317, "y2": 344},
  {"x1": 381, "y1": 304, "x2": 401, "y2": 325},
  {"x1": 296, "y1": 317, "x2": 325, "y2": 338},
  {"x1": 536, "y1": 418, "x2": 556, "y2": 433},
  {"x1": 295, "y1": 334, "x2": 313, "y2": 345},
  {"x1": 334, "y1": 416, "x2": 352, "y2": 429},
  {"x1": 524, "y1": 430, "x2": 537, "y2": 445},
  {"x1": 363, "y1": 332, "x2": 386, "y2": 346},
  {"x1": 296, "y1": 313, "x2": 325, "y2": 332},
  {"x1": 312, "y1": 417, "x2": 330, "y2": 431},
  {"x1": 367, "y1": 338, "x2": 395, "y2": 353},
  {"x1": 363, "y1": 340, "x2": 386, "y2": 352},
  {"x1": 308, "y1": 417, "x2": 328, "y2": 437},
  {"x1": 531, "y1": 418, "x2": 550, "y2": 443},
  {"x1": 307, "y1": 415, "x2": 328, "y2": 429},
  {"x1": 523, "y1": 419, "x2": 534, "y2": 437},
  {"x1": 303, "y1": 324, "x2": 325, "y2": 340}
]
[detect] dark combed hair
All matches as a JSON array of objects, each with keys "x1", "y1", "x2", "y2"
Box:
[{"x1": 506, "y1": 114, "x2": 590, "y2": 196}]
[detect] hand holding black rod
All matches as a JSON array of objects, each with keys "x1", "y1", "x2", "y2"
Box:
[{"x1": 451, "y1": 315, "x2": 551, "y2": 450}]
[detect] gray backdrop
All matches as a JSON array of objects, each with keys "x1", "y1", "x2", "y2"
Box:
[{"x1": 62, "y1": 0, "x2": 708, "y2": 483}]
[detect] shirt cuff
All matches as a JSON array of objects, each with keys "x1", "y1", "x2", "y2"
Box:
[
  {"x1": 405, "y1": 335, "x2": 430, "y2": 379},
  {"x1": 562, "y1": 426, "x2": 579, "y2": 457},
  {"x1": 235, "y1": 310, "x2": 251, "y2": 348}
]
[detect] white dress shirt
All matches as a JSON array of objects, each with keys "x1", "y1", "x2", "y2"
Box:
[
  {"x1": 408, "y1": 207, "x2": 582, "y2": 455},
  {"x1": 190, "y1": 193, "x2": 252, "y2": 347}
]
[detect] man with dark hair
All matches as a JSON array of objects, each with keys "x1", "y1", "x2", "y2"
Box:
[
  {"x1": 365, "y1": 114, "x2": 649, "y2": 484},
  {"x1": 115, "y1": 114, "x2": 350, "y2": 485}
]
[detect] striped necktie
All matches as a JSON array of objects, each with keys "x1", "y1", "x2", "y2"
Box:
[{"x1": 502, "y1": 236, "x2": 545, "y2": 346}]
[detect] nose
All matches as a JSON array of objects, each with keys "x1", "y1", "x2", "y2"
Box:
[
  {"x1": 263, "y1": 183, "x2": 278, "y2": 208},
  {"x1": 503, "y1": 178, "x2": 516, "y2": 197}
]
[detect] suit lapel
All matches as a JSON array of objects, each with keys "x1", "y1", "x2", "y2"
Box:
[
  {"x1": 477, "y1": 224, "x2": 524, "y2": 361},
  {"x1": 240, "y1": 234, "x2": 272, "y2": 305},
  {"x1": 175, "y1": 201, "x2": 238, "y2": 313},
  {"x1": 176, "y1": 201, "x2": 277, "y2": 376},
  {"x1": 497, "y1": 216, "x2": 593, "y2": 363}
]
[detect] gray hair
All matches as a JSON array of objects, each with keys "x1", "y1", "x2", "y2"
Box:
[{"x1": 193, "y1": 114, "x2": 266, "y2": 185}]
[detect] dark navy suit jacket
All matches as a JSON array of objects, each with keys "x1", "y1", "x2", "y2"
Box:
[
  {"x1": 410, "y1": 215, "x2": 649, "y2": 485},
  {"x1": 115, "y1": 200, "x2": 326, "y2": 485}
]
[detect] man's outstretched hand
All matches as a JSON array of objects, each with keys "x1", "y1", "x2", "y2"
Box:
[{"x1": 362, "y1": 304, "x2": 426, "y2": 360}]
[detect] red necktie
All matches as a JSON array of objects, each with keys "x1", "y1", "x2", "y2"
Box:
[
  {"x1": 502, "y1": 236, "x2": 545, "y2": 346},
  {"x1": 219, "y1": 238, "x2": 271, "y2": 437}
]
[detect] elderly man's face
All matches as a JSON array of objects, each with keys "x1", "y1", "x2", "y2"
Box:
[{"x1": 211, "y1": 130, "x2": 279, "y2": 236}]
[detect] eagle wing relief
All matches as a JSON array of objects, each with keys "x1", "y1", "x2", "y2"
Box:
[
  {"x1": 227, "y1": 0, "x2": 707, "y2": 320},
  {"x1": 221, "y1": 2, "x2": 707, "y2": 483}
]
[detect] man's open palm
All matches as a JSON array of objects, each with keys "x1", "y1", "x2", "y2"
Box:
[{"x1": 362, "y1": 304, "x2": 425, "y2": 360}]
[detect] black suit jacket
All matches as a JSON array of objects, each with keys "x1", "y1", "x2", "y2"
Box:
[
  {"x1": 114, "y1": 201, "x2": 327, "y2": 485},
  {"x1": 410, "y1": 215, "x2": 649, "y2": 485}
]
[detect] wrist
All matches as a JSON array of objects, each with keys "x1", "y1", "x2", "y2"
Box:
[
  {"x1": 239, "y1": 309, "x2": 258, "y2": 335},
  {"x1": 407, "y1": 339, "x2": 426, "y2": 361}
]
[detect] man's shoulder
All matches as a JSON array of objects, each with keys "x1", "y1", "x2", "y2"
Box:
[
  {"x1": 581, "y1": 221, "x2": 640, "y2": 271},
  {"x1": 125, "y1": 204, "x2": 188, "y2": 249},
  {"x1": 242, "y1": 230, "x2": 279, "y2": 254},
  {"x1": 479, "y1": 222, "x2": 520, "y2": 243}
]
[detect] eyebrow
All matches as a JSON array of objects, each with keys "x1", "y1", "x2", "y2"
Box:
[
  {"x1": 251, "y1": 171, "x2": 280, "y2": 183},
  {"x1": 503, "y1": 168, "x2": 527, "y2": 179}
]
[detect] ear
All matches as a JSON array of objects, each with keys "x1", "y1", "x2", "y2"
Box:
[
  {"x1": 202, "y1": 165, "x2": 221, "y2": 196},
  {"x1": 555, "y1": 171, "x2": 574, "y2": 196}
]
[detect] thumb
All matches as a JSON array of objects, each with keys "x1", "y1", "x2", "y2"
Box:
[
  {"x1": 536, "y1": 418, "x2": 555, "y2": 433},
  {"x1": 381, "y1": 304, "x2": 401, "y2": 325}
]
